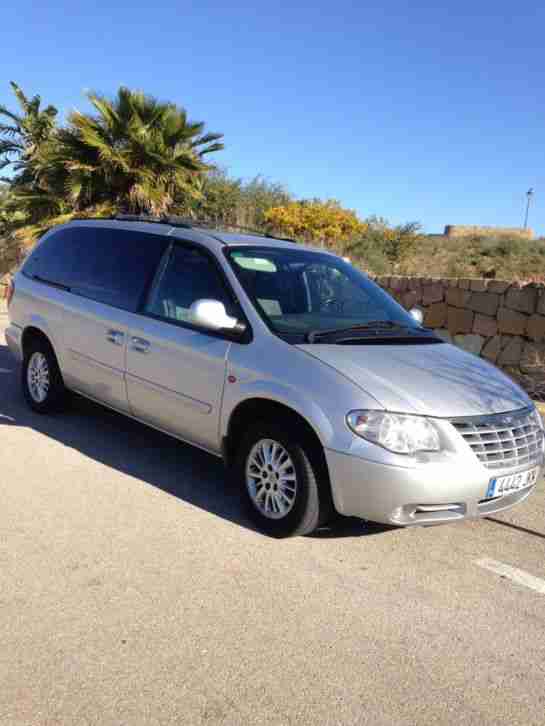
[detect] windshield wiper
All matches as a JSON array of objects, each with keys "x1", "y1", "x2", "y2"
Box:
[{"x1": 306, "y1": 321, "x2": 419, "y2": 343}]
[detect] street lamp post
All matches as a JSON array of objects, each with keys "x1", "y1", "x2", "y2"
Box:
[{"x1": 524, "y1": 188, "x2": 534, "y2": 230}]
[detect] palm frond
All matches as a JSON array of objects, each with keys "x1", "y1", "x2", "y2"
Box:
[{"x1": 0, "y1": 104, "x2": 23, "y2": 127}]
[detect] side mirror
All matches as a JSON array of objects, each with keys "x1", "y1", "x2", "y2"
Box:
[
  {"x1": 409, "y1": 307, "x2": 424, "y2": 325},
  {"x1": 190, "y1": 299, "x2": 245, "y2": 334}
]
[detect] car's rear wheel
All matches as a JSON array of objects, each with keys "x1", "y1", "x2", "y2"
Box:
[
  {"x1": 22, "y1": 338, "x2": 66, "y2": 414},
  {"x1": 235, "y1": 421, "x2": 331, "y2": 537}
]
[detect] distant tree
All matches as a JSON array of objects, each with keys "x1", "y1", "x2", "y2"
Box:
[
  {"x1": 236, "y1": 176, "x2": 292, "y2": 228},
  {"x1": 39, "y1": 87, "x2": 225, "y2": 215},
  {"x1": 0, "y1": 82, "x2": 58, "y2": 180},
  {"x1": 178, "y1": 170, "x2": 292, "y2": 230},
  {"x1": 345, "y1": 219, "x2": 423, "y2": 272}
]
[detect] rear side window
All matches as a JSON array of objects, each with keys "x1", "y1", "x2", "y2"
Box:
[{"x1": 23, "y1": 226, "x2": 168, "y2": 312}]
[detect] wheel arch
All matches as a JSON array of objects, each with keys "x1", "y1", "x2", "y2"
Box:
[
  {"x1": 223, "y1": 397, "x2": 332, "y2": 490},
  {"x1": 21, "y1": 325, "x2": 57, "y2": 359},
  {"x1": 21, "y1": 326, "x2": 64, "y2": 386}
]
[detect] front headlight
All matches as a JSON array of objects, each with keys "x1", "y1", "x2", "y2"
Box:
[{"x1": 346, "y1": 410, "x2": 441, "y2": 455}]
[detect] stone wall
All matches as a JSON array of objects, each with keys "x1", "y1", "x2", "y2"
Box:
[
  {"x1": 373, "y1": 275, "x2": 545, "y2": 388},
  {"x1": 444, "y1": 225, "x2": 534, "y2": 240}
]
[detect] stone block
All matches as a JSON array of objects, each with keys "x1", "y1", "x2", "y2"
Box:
[
  {"x1": 467, "y1": 291, "x2": 500, "y2": 316},
  {"x1": 498, "y1": 337, "x2": 524, "y2": 366},
  {"x1": 422, "y1": 283, "x2": 444, "y2": 305},
  {"x1": 448, "y1": 279, "x2": 459, "y2": 288},
  {"x1": 447, "y1": 307, "x2": 474, "y2": 335},
  {"x1": 504, "y1": 285, "x2": 538, "y2": 314},
  {"x1": 459, "y1": 279, "x2": 471, "y2": 290},
  {"x1": 453, "y1": 334, "x2": 484, "y2": 356},
  {"x1": 526, "y1": 314, "x2": 545, "y2": 342},
  {"x1": 424, "y1": 302, "x2": 447, "y2": 328},
  {"x1": 536, "y1": 291, "x2": 545, "y2": 316},
  {"x1": 520, "y1": 342, "x2": 545, "y2": 374},
  {"x1": 473, "y1": 314, "x2": 497, "y2": 338},
  {"x1": 435, "y1": 328, "x2": 452, "y2": 343},
  {"x1": 487, "y1": 280, "x2": 511, "y2": 294},
  {"x1": 481, "y1": 336, "x2": 502, "y2": 363},
  {"x1": 446, "y1": 287, "x2": 471, "y2": 308},
  {"x1": 470, "y1": 279, "x2": 488, "y2": 292},
  {"x1": 497, "y1": 307, "x2": 527, "y2": 336}
]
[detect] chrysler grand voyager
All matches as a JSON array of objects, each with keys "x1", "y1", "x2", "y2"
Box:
[{"x1": 5, "y1": 217, "x2": 543, "y2": 536}]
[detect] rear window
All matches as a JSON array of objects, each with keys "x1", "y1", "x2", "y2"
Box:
[{"x1": 23, "y1": 226, "x2": 168, "y2": 312}]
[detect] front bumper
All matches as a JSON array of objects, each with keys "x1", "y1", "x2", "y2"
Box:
[
  {"x1": 5, "y1": 324, "x2": 23, "y2": 362},
  {"x1": 325, "y1": 447, "x2": 543, "y2": 525}
]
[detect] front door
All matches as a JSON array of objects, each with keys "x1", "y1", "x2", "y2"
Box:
[{"x1": 125, "y1": 244, "x2": 236, "y2": 452}]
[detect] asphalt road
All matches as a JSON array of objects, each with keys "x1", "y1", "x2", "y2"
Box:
[{"x1": 1, "y1": 304, "x2": 545, "y2": 726}]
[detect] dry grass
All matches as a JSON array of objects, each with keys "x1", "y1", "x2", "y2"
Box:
[{"x1": 348, "y1": 233, "x2": 545, "y2": 281}]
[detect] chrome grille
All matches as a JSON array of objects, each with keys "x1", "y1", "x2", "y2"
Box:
[{"x1": 451, "y1": 408, "x2": 544, "y2": 471}]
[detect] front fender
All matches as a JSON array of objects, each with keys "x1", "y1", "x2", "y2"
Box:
[
  {"x1": 222, "y1": 336, "x2": 382, "y2": 455},
  {"x1": 220, "y1": 377, "x2": 336, "y2": 447}
]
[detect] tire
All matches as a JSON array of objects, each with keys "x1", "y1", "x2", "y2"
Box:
[
  {"x1": 234, "y1": 421, "x2": 332, "y2": 537},
  {"x1": 22, "y1": 337, "x2": 66, "y2": 414}
]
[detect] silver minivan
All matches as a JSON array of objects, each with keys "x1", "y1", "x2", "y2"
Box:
[{"x1": 5, "y1": 218, "x2": 544, "y2": 536}]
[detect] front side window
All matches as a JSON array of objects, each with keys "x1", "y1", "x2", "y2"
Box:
[
  {"x1": 145, "y1": 244, "x2": 235, "y2": 325},
  {"x1": 227, "y1": 246, "x2": 438, "y2": 344}
]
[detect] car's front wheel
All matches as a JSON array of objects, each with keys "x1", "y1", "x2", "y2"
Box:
[
  {"x1": 22, "y1": 338, "x2": 66, "y2": 414},
  {"x1": 235, "y1": 421, "x2": 332, "y2": 537}
]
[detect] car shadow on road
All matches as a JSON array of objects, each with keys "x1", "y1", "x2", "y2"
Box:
[{"x1": 0, "y1": 344, "x2": 393, "y2": 539}]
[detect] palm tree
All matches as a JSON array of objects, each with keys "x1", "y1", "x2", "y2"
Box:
[
  {"x1": 52, "y1": 87, "x2": 224, "y2": 214},
  {"x1": 0, "y1": 82, "x2": 58, "y2": 179}
]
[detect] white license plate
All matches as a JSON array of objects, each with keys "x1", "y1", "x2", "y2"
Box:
[{"x1": 486, "y1": 466, "x2": 540, "y2": 499}]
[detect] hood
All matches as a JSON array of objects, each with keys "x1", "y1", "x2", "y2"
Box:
[{"x1": 297, "y1": 341, "x2": 531, "y2": 417}]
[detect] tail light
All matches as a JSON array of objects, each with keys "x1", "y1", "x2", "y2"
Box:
[{"x1": 6, "y1": 277, "x2": 15, "y2": 309}]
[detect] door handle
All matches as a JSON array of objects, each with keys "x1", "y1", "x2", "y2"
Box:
[
  {"x1": 130, "y1": 336, "x2": 150, "y2": 354},
  {"x1": 106, "y1": 329, "x2": 125, "y2": 346}
]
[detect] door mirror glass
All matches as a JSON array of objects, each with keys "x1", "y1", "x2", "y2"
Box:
[
  {"x1": 409, "y1": 307, "x2": 424, "y2": 325},
  {"x1": 190, "y1": 299, "x2": 239, "y2": 331}
]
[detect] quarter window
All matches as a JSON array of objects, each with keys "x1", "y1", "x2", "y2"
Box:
[{"x1": 23, "y1": 226, "x2": 168, "y2": 312}]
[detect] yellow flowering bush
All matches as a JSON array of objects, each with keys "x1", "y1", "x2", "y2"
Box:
[{"x1": 263, "y1": 199, "x2": 368, "y2": 246}]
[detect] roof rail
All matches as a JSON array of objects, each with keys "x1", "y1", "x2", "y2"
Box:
[
  {"x1": 114, "y1": 214, "x2": 194, "y2": 228},
  {"x1": 78, "y1": 213, "x2": 298, "y2": 244}
]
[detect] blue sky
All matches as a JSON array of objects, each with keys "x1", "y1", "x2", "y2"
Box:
[{"x1": 2, "y1": 1, "x2": 544, "y2": 234}]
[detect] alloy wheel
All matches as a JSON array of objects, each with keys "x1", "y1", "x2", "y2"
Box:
[
  {"x1": 246, "y1": 438, "x2": 298, "y2": 519},
  {"x1": 27, "y1": 352, "x2": 50, "y2": 404}
]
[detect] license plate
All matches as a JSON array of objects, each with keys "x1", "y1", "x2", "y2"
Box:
[{"x1": 486, "y1": 466, "x2": 540, "y2": 499}]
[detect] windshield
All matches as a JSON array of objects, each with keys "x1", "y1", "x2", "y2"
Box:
[{"x1": 226, "y1": 246, "x2": 426, "y2": 342}]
